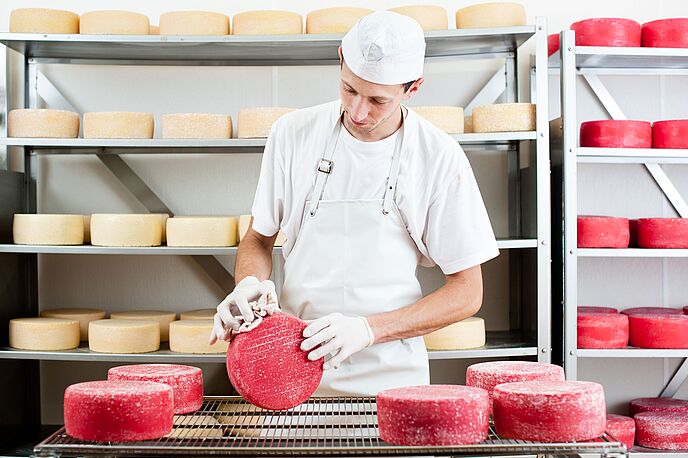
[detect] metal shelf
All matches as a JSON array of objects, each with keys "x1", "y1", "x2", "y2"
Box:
[
  {"x1": 578, "y1": 349, "x2": 688, "y2": 358},
  {"x1": 577, "y1": 147, "x2": 688, "y2": 164},
  {"x1": 577, "y1": 248, "x2": 688, "y2": 258},
  {"x1": 549, "y1": 45, "x2": 688, "y2": 70}
]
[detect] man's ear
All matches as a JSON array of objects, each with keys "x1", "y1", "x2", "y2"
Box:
[
  {"x1": 403, "y1": 77, "x2": 424, "y2": 99},
  {"x1": 338, "y1": 46, "x2": 343, "y2": 64}
]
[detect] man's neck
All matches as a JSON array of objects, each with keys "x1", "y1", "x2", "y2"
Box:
[{"x1": 343, "y1": 105, "x2": 404, "y2": 142}]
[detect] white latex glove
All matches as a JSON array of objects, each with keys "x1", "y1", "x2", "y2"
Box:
[
  {"x1": 209, "y1": 276, "x2": 278, "y2": 344},
  {"x1": 300, "y1": 312, "x2": 375, "y2": 370}
]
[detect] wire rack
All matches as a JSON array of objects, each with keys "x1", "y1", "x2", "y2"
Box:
[{"x1": 34, "y1": 396, "x2": 627, "y2": 457}]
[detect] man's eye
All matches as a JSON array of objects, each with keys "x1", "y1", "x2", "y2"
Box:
[
  {"x1": 344, "y1": 87, "x2": 355, "y2": 93},
  {"x1": 374, "y1": 99, "x2": 388, "y2": 104}
]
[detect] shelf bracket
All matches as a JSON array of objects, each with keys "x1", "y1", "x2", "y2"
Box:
[
  {"x1": 582, "y1": 74, "x2": 626, "y2": 120},
  {"x1": 661, "y1": 357, "x2": 688, "y2": 398},
  {"x1": 465, "y1": 66, "x2": 507, "y2": 115},
  {"x1": 36, "y1": 70, "x2": 79, "y2": 113}
]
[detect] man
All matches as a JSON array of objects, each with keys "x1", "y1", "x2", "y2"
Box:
[{"x1": 210, "y1": 11, "x2": 499, "y2": 396}]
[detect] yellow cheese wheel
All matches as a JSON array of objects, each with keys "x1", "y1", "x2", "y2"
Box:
[
  {"x1": 9, "y1": 318, "x2": 80, "y2": 350},
  {"x1": 237, "y1": 107, "x2": 295, "y2": 138},
  {"x1": 13, "y1": 214, "x2": 84, "y2": 245},
  {"x1": 161, "y1": 113, "x2": 232, "y2": 139},
  {"x1": 412, "y1": 106, "x2": 464, "y2": 133},
  {"x1": 472, "y1": 103, "x2": 536, "y2": 133},
  {"x1": 388, "y1": 6, "x2": 448, "y2": 31},
  {"x1": 159, "y1": 11, "x2": 230, "y2": 35},
  {"x1": 90, "y1": 214, "x2": 164, "y2": 247},
  {"x1": 179, "y1": 309, "x2": 216, "y2": 320},
  {"x1": 10, "y1": 8, "x2": 79, "y2": 34},
  {"x1": 424, "y1": 317, "x2": 485, "y2": 350},
  {"x1": 464, "y1": 115, "x2": 474, "y2": 133},
  {"x1": 40, "y1": 308, "x2": 106, "y2": 340},
  {"x1": 232, "y1": 11, "x2": 302, "y2": 35},
  {"x1": 456, "y1": 3, "x2": 526, "y2": 29},
  {"x1": 169, "y1": 320, "x2": 229, "y2": 354},
  {"x1": 83, "y1": 112, "x2": 154, "y2": 139},
  {"x1": 89, "y1": 319, "x2": 160, "y2": 353},
  {"x1": 306, "y1": 8, "x2": 373, "y2": 34},
  {"x1": 8, "y1": 109, "x2": 79, "y2": 138},
  {"x1": 166, "y1": 216, "x2": 238, "y2": 247},
  {"x1": 149, "y1": 24, "x2": 160, "y2": 35},
  {"x1": 110, "y1": 310, "x2": 177, "y2": 342},
  {"x1": 80, "y1": 11, "x2": 150, "y2": 35}
]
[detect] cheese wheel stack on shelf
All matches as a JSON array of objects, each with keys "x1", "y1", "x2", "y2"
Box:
[
  {"x1": 8, "y1": 109, "x2": 79, "y2": 138},
  {"x1": 642, "y1": 19, "x2": 688, "y2": 48},
  {"x1": 110, "y1": 311, "x2": 177, "y2": 342},
  {"x1": 628, "y1": 313, "x2": 688, "y2": 348},
  {"x1": 10, "y1": 8, "x2": 79, "y2": 34},
  {"x1": 652, "y1": 120, "x2": 688, "y2": 149},
  {"x1": 166, "y1": 216, "x2": 238, "y2": 247},
  {"x1": 637, "y1": 218, "x2": 688, "y2": 249},
  {"x1": 9, "y1": 318, "x2": 80, "y2": 350},
  {"x1": 412, "y1": 106, "x2": 464, "y2": 134},
  {"x1": 577, "y1": 216, "x2": 630, "y2": 248},
  {"x1": 635, "y1": 412, "x2": 688, "y2": 450},
  {"x1": 169, "y1": 320, "x2": 228, "y2": 354},
  {"x1": 472, "y1": 103, "x2": 536, "y2": 133},
  {"x1": 89, "y1": 319, "x2": 160, "y2": 353},
  {"x1": 232, "y1": 11, "x2": 302, "y2": 35},
  {"x1": 80, "y1": 11, "x2": 150, "y2": 35},
  {"x1": 40, "y1": 308, "x2": 106, "y2": 340},
  {"x1": 423, "y1": 317, "x2": 485, "y2": 350},
  {"x1": 90, "y1": 214, "x2": 165, "y2": 247},
  {"x1": 630, "y1": 397, "x2": 688, "y2": 415},
  {"x1": 306, "y1": 8, "x2": 373, "y2": 34},
  {"x1": 83, "y1": 112, "x2": 154, "y2": 139},
  {"x1": 237, "y1": 107, "x2": 296, "y2": 138},
  {"x1": 456, "y1": 3, "x2": 526, "y2": 29},
  {"x1": 388, "y1": 6, "x2": 448, "y2": 31},
  {"x1": 13, "y1": 214, "x2": 85, "y2": 245},
  {"x1": 570, "y1": 18, "x2": 641, "y2": 47},
  {"x1": 577, "y1": 310, "x2": 629, "y2": 349},
  {"x1": 161, "y1": 114, "x2": 232, "y2": 139},
  {"x1": 579, "y1": 120, "x2": 652, "y2": 148},
  {"x1": 159, "y1": 11, "x2": 229, "y2": 35}
]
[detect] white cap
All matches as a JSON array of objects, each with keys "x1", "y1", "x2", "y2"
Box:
[{"x1": 341, "y1": 11, "x2": 426, "y2": 86}]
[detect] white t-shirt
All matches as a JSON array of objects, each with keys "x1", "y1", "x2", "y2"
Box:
[{"x1": 251, "y1": 100, "x2": 499, "y2": 274}]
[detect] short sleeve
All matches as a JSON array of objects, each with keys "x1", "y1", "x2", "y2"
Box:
[{"x1": 250, "y1": 122, "x2": 285, "y2": 238}]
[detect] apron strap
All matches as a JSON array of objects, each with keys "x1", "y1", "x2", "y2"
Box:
[
  {"x1": 309, "y1": 115, "x2": 343, "y2": 217},
  {"x1": 382, "y1": 109, "x2": 406, "y2": 215}
]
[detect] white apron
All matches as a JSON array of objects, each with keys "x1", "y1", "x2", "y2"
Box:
[{"x1": 280, "y1": 110, "x2": 430, "y2": 396}]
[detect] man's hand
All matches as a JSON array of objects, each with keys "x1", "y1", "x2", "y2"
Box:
[{"x1": 300, "y1": 313, "x2": 375, "y2": 370}]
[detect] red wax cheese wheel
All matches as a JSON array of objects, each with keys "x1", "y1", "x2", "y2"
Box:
[
  {"x1": 635, "y1": 412, "x2": 688, "y2": 450},
  {"x1": 226, "y1": 313, "x2": 323, "y2": 410},
  {"x1": 493, "y1": 380, "x2": 606, "y2": 442},
  {"x1": 108, "y1": 364, "x2": 203, "y2": 414},
  {"x1": 652, "y1": 120, "x2": 688, "y2": 149},
  {"x1": 577, "y1": 312, "x2": 629, "y2": 349},
  {"x1": 578, "y1": 216, "x2": 630, "y2": 248},
  {"x1": 64, "y1": 380, "x2": 174, "y2": 442},
  {"x1": 630, "y1": 397, "x2": 688, "y2": 416},
  {"x1": 628, "y1": 314, "x2": 688, "y2": 348},
  {"x1": 606, "y1": 414, "x2": 636, "y2": 450},
  {"x1": 580, "y1": 120, "x2": 652, "y2": 148},
  {"x1": 642, "y1": 19, "x2": 688, "y2": 48},
  {"x1": 548, "y1": 33, "x2": 560, "y2": 56},
  {"x1": 571, "y1": 18, "x2": 641, "y2": 47},
  {"x1": 622, "y1": 306, "x2": 683, "y2": 315},
  {"x1": 638, "y1": 218, "x2": 688, "y2": 249},
  {"x1": 377, "y1": 385, "x2": 490, "y2": 446},
  {"x1": 579, "y1": 306, "x2": 619, "y2": 314}
]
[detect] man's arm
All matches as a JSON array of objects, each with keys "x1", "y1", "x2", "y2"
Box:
[{"x1": 234, "y1": 217, "x2": 277, "y2": 284}]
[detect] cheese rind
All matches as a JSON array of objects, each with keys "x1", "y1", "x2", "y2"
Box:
[
  {"x1": 637, "y1": 218, "x2": 688, "y2": 249},
  {"x1": 388, "y1": 6, "x2": 448, "y2": 31},
  {"x1": 10, "y1": 8, "x2": 79, "y2": 34},
  {"x1": 40, "y1": 308, "x2": 106, "y2": 340},
  {"x1": 9, "y1": 318, "x2": 80, "y2": 350},
  {"x1": 577, "y1": 216, "x2": 630, "y2": 248},
  {"x1": 423, "y1": 317, "x2": 485, "y2": 350},
  {"x1": 642, "y1": 19, "x2": 688, "y2": 48},
  {"x1": 306, "y1": 8, "x2": 373, "y2": 34},
  {"x1": 162, "y1": 113, "x2": 232, "y2": 139},
  {"x1": 622, "y1": 307, "x2": 683, "y2": 316},
  {"x1": 237, "y1": 107, "x2": 296, "y2": 138},
  {"x1": 571, "y1": 18, "x2": 641, "y2": 47},
  {"x1": 166, "y1": 216, "x2": 238, "y2": 247},
  {"x1": 652, "y1": 120, "x2": 688, "y2": 149},
  {"x1": 456, "y1": 3, "x2": 526, "y2": 29},
  {"x1": 83, "y1": 112, "x2": 154, "y2": 139},
  {"x1": 472, "y1": 103, "x2": 535, "y2": 133},
  {"x1": 90, "y1": 214, "x2": 164, "y2": 247},
  {"x1": 89, "y1": 319, "x2": 160, "y2": 353},
  {"x1": 13, "y1": 214, "x2": 84, "y2": 245},
  {"x1": 232, "y1": 11, "x2": 302, "y2": 35},
  {"x1": 577, "y1": 312, "x2": 629, "y2": 349},
  {"x1": 413, "y1": 106, "x2": 464, "y2": 134},
  {"x1": 180, "y1": 309, "x2": 216, "y2": 320},
  {"x1": 170, "y1": 320, "x2": 228, "y2": 354},
  {"x1": 580, "y1": 120, "x2": 652, "y2": 148},
  {"x1": 605, "y1": 414, "x2": 636, "y2": 450},
  {"x1": 630, "y1": 397, "x2": 688, "y2": 416},
  {"x1": 8, "y1": 109, "x2": 79, "y2": 138},
  {"x1": 635, "y1": 412, "x2": 688, "y2": 450},
  {"x1": 628, "y1": 313, "x2": 688, "y2": 348},
  {"x1": 80, "y1": 11, "x2": 150, "y2": 35},
  {"x1": 110, "y1": 311, "x2": 177, "y2": 342},
  {"x1": 159, "y1": 11, "x2": 229, "y2": 35}
]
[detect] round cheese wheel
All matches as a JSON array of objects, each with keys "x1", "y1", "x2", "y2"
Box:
[
  {"x1": 652, "y1": 120, "x2": 688, "y2": 149},
  {"x1": 162, "y1": 113, "x2": 232, "y2": 139},
  {"x1": 577, "y1": 312, "x2": 629, "y2": 349},
  {"x1": 472, "y1": 103, "x2": 535, "y2": 133},
  {"x1": 637, "y1": 218, "x2": 688, "y2": 249},
  {"x1": 159, "y1": 11, "x2": 229, "y2": 35},
  {"x1": 9, "y1": 318, "x2": 80, "y2": 351},
  {"x1": 412, "y1": 106, "x2": 464, "y2": 134},
  {"x1": 631, "y1": 397, "x2": 688, "y2": 416},
  {"x1": 579, "y1": 120, "x2": 652, "y2": 148},
  {"x1": 13, "y1": 214, "x2": 84, "y2": 245},
  {"x1": 180, "y1": 309, "x2": 215, "y2": 320},
  {"x1": 635, "y1": 412, "x2": 688, "y2": 450},
  {"x1": 40, "y1": 308, "x2": 106, "y2": 340},
  {"x1": 80, "y1": 11, "x2": 150, "y2": 35},
  {"x1": 622, "y1": 307, "x2": 683, "y2": 316},
  {"x1": 548, "y1": 33, "x2": 560, "y2": 56},
  {"x1": 642, "y1": 19, "x2": 688, "y2": 48},
  {"x1": 109, "y1": 311, "x2": 177, "y2": 342},
  {"x1": 83, "y1": 112, "x2": 154, "y2": 139},
  {"x1": 577, "y1": 216, "x2": 630, "y2": 248},
  {"x1": 108, "y1": 364, "x2": 203, "y2": 414},
  {"x1": 628, "y1": 313, "x2": 688, "y2": 348},
  {"x1": 64, "y1": 380, "x2": 173, "y2": 442},
  {"x1": 377, "y1": 385, "x2": 489, "y2": 445},
  {"x1": 606, "y1": 414, "x2": 636, "y2": 450},
  {"x1": 90, "y1": 213, "x2": 164, "y2": 247},
  {"x1": 10, "y1": 8, "x2": 79, "y2": 34},
  {"x1": 493, "y1": 380, "x2": 606, "y2": 442},
  {"x1": 388, "y1": 6, "x2": 448, "y2": 31},
  {"x1": 227, "y1": 313, "x2": 323, "y2": 410},
  {"x1": 169, "y1": 320, "x2": 229, "y2": 354},
  {"x1": 570, "y1": 18, "x2": 641, "y2": 47},
  {"x1": 166, "y1": 216, "x2": 238, "y2": 247},
  {"x1": 237, "y1": 107, "x2": 296, "y2": 138},
  {"x1": 232, "y1": 11, "x2": 302, "y2": 35},
  {"x1": 423, "y1": 317, "x2": 485, "y2": 350},
  {"x1": 455, "y1": 3, "x2": 526, "y2": 29},
  {"x1": 89, "y1": 319, "x2": 160, "y2": 353},
  {"x1": 8, "y1": 109, "x2": 79, "y2": 138},
  {"x1": 579, "y1": 306, "x2": 619, "y2": 314},
  {"x1": 305, "y1": 8, "x2": 373, "y2": 34},
  {"x1": 464, "y1": 115, "x2": 473, "y2": 133}
]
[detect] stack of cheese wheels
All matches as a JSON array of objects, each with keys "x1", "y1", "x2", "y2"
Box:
[
  {"x1": 232, "y1": 11, "x2": 302, "y2": 35},
  {"x1": 455, "y1": 3, "x2": 526, "y2": 28},
  {"x1": 493, "y1": 380, "x2": 606, "y2": 442},
  {"x1": 83, "y1": 112, "x2": 154, "y2": 139},
  {"x1": 637, "y1": 218, "x2": 688, "y2": 249},
  {"x1": 80, "y1": 11, "x2": 150, "y2": 35},
  {"x1": 40, "y1": 308, "x2": 106, "y2": 340},
  {"x1": 108, "y1": 364, "x2": 203, "y2": 414},
  {"x1": 110, "y1": 311, "x2": 177, "y2": 342},
  {"x1": 159, "y1": 11, "x2": 229, "y2": 35},
  {"x1": 10, "y1": 8, "x2": 79, "y2": 34},
  {"x1": 423, "y1": 317, "x2": 485, "y2": 350},
  {"x1": 412, "y1": 106, "x2": 464, "y2": 134},
  {"x1": 630, "y1": 397, "x2": 688, "y2": 416},
  {"x1": 628, "y1": 313, "x2": 688, "y2": 348},
  {"x1": 570, "y1": 18, "x2": 641, "y2": 47},
  {"x1": 166, "y1": 216, "x2": 238, "y2": 247},
  {"x1": 64, "y1": 380, "x2": 174, "y2": 441},
  {"x1": 9, "y1": 317, "x2": 80, "y2": 350},
  {"x1": 305, "y1": 8, "x2": 373, "y2": 34},
  {"x1": 642, "y1": 19, "x2": 688, "y2": 48},
  {"x1": 238, "y1": 214, "x2": 287, "y2": 246},
  {"x1": 13, "y1": 214, "x2": 85, "y2": 245},
  {"x1": 622, "y1": 307, "x2": 683, "y2": 315},
  {"x1": 579, "y1": 120, "x2": 652, "y2": 148},
  {"x1": 388, "y1": 6, "x2": 448, "y2": 31},
  {"x1": 472, "y1": 103, "x2": 535, "y2": 133},
  {"x1": 170, "y1": 320, "x2": 228, "y2": 354},
  {"x1": 237, "y1": 107, "x2": 296, "y2": 138},
  {"x1": 635, "y1": 412, "x2": 688, "y2": 450},
  {"x1": 162, "y1": 114, "x2": 232, "y2": 139},
  {"x1": 89, "y1": 319, "x2": 160, "y2": 353},
  {"x1": 579, "y1": 306, "x2": 618, "y2": 314},
  {"x1": 577, "y1": 309, "x2": 629, "y2": 348},
  {"x1": 377, "y1": 385, "x2": 490, "y2": 445},
  {"x1": 604, "y1": 414, "x2": 636, "y2": 450},
  {"x1": 180, "y1": 309, "x2": 216, "y2": 320},
  {"x1": 8, "y1": 109, "x2": 79, "y2": 138},
  {"x1": 652, "y1": 120, "x2": 688, "y2": 149},
  {"x1": 577, "y1": 216, "x2": 630, "y2": 248},
  {"x1": 90, "y1": 214, "x2": 165, "y2": 247}
]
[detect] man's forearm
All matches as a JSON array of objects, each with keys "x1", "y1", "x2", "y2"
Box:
[{"x1": 234, "y1": 223, "x2": 277, "y2": 284}]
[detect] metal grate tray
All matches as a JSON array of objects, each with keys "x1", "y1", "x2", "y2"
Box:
[{"x1": 34, "y1": 396, "x2": 626, "y2": 457}]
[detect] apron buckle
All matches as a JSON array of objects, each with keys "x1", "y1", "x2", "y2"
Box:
[{"x1": 317, "y1": 159, "x2": 334, "y2": 174}]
